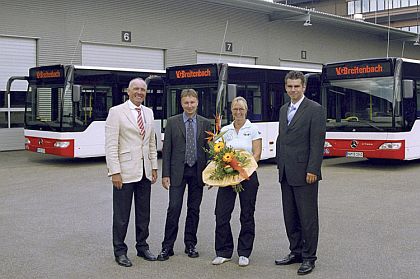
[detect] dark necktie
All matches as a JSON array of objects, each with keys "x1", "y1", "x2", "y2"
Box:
[{"x1": 185, "y1": 118, "x2": 196, "y2": 167}]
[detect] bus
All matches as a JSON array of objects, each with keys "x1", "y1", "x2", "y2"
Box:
[
  {"x1": 6, "y1": 65, "x2": 165, "y2": 158},
  {"x1": 166, "y1": 63, "x2": 321, "y2": 160},
  {"x1": 321, "y1": 57, "x2": 420, "y2": 160}
]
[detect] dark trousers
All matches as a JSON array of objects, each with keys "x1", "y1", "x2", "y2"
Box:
[
  {"x1": 113, "y1": 175, "x2": 151, "y2": 257},
  {"x1": 162, "y1": 164, "x2": 203, "y2": 249},
  {"x1": 280, "y1": 176, "x2": 319, "y2": 262},
  {"x1": 215, "y1": 172, "x2": 259, "y2": 258}
]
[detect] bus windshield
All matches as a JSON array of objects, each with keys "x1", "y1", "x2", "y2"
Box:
[
  {"x1": 323, "y1": 76, "x2": 403, "y2": 132},
  {"x1": 25, "y1": 85, "x2": 66, "y2": 132},
  {"x1": 166, "y1": 84, "x2": 218, "y2": 120},
  {"x1": 25, "y1": 83, "x2": 104, "y2": 132}
]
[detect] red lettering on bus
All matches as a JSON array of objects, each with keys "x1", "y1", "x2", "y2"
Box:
[
  {"x1": 335, "y1": 64, "x2": 383, "y2": 76},
  {"x1": 175, "y1": 69, "x2": 212, "y2": 79}
]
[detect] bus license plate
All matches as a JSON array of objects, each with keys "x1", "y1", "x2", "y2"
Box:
[
  {"x1": 36, "y1": 148, "x2": 45, "y2": 154},
  {"x1": 346, "y1": 151, "x2": 363, "y2": 158}
]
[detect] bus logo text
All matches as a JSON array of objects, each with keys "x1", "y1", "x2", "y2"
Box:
[
  {"x1": 335, "y1": 64, "x2": 383, "y2": 76},
  {"x1": 175, "y1": 69, "x2": 212, "y2": 79},
  {"x1": 36, "y1": 70, "x2": 61, "y2": 79}
]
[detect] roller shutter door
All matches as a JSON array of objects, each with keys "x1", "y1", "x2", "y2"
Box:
[
  {"x1": 0, "y1": 36, "x2": 36, "y2": 151},
  {"x1": 197, "y1": 53, "x2": 256, "y2": 65},
  {"x1": 82, "y1": 43, "x2": 164, "y2": 70}
]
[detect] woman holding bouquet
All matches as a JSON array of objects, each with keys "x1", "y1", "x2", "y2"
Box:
[{"x1": 212, "y1": 97, "x2": 262, "y2": 267}]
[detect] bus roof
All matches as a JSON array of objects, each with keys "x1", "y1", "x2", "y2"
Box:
[
  {"x1": 73, "y1": 65, "x2": 166, "y2": 74},
  {"x1": 226, "y1": 63, "x2": 322, "y2": 73},
  {"x1": 324, "y1": 57, "x2": 420, "y2": 67}
]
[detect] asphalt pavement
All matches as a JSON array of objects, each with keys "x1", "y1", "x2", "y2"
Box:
[{"x1": 0, "y1": 151, "x2": 419, "y2": 279}]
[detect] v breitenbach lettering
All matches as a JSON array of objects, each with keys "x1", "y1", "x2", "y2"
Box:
[
  {"x1": 335, "y1": 64, "x2": 383, "y2": 75},
  {"x1": 175, "y1": 69, "x2": 212, "y2": 79}
]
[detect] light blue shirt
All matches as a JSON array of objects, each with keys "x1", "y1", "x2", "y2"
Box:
[{"x1": 220, "y1": 119, "x2": 261, "y2": 154}]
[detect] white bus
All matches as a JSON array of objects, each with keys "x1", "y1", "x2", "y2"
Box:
[
  {"x1": 165, "y1": 63, "x2": 321, "y2": 160},
  {"x1": 321, "y1": 57, "x2": 420, "y2": 160},
  {"x1": 6, "y1": 64, "x2": 165, "y2": 158}
]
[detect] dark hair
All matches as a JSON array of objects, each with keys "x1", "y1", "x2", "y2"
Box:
[
  {"x1": 284, "y1": 70, "x2": 305, "y2": 85},
  {"x1": 180, "y1": 88, "x2": 198, "y2": 99}
]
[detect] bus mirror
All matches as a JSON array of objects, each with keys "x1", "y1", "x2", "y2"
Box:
[
  {"x1": 227, "y1": 84, "x2": 237, "y2": 102},
  {"x1": 73, "y1": 85, "x2": 81, "y2": 102},
  {"x1": 402, "y1": 80, "x2": 414, "y2": 99}
]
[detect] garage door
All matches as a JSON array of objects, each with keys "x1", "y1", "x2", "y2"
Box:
[
  {"x1": 82, "y1": 43, "x2": 164, "y2": 70},
  {"x1": 197, "y1": 53, "x2": 256, "y2": 65},
  {"x1": 279, "y1": 60, "x2": 322, "y2": 71},
  {"x1": 0, "y1": 36, "x2": 36, "y2": 151}
]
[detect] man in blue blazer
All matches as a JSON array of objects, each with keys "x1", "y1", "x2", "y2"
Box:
[
  {"x1": 275, "y1": 71, "x2": 326, "y2": 275},
  {"x1": 157, "y1": 89, "x2": 211, "y2": 261}
]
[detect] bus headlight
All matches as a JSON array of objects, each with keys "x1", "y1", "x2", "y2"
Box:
[
  {"x1": 25, "y1": 138, "x2": 31, "y2": 145},
  {"x1": 324, "y1": 141, "x2": 332, "y2": 148},
  {"x1": 378, "y1": 142, "x2": 402, "y2": 150},
  {"x1": 54, "y1": 141, "x2": 70, "y2": 148}
]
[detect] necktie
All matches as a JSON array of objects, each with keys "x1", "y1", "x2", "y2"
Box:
[
  {"x1": 185, "y1": 118, "x2": 196, "y2": 167},
  {"x1": 135, "y1": 107, "x2": 145, "y2": 136},
  {"x1": 287, "y1": 105, "x2": 297, "y2": 125}
]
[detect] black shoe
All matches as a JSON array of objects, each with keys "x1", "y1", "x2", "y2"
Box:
[
  {"x1": 137, "y1": 249, "x2": 157, "y2": 261},
  {"x1": 297, "y1": 260, "x2": 315, "y2": 275},
  {"x1": 115, "y1": 254, "x2": 132, "y2": 267},
  {"x1": 184, "y1": 245, "x2": 199, "y2": 258},
  {"x1": 275, "y1": 253, "x2": 303, "y2": 265},
  {"x1": 157, "y1": 248, "x2": 174, "y2": 261}
]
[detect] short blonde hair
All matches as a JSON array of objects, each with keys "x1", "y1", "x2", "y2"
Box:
[
  {"x1": 231, "y1": 96, "x2": 248, "y2": 111},
  {"x1": 181, "y1": 88, "x2": 198, "y2": 99}
]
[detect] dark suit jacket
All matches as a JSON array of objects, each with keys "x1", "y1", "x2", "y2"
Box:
[
  {"x1": 276, "y1": 97, "x2": 326, "y2": 186},
  {"x1": 162, "y1": 114, "x2": 211, "y2": 187}
]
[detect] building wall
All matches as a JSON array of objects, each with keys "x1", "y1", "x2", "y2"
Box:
[{"x1": 1, "y1": 0, "x2": 419, "y2": 69}]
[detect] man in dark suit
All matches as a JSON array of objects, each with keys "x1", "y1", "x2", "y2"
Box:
[
  {"x1": 157, "y1": 89, "x2": 211, "y2": 261},
  {"x1": 275, "y1": 71, "x2": 326, "y2": 275}
]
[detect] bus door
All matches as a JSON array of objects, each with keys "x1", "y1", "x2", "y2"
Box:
[{"x1": 76, "y1": 86, "x2": 112, "y2": 127}]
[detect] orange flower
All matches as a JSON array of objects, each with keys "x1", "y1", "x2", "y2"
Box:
[
  {"x1": 205, "y1": 131, "x2": 215, "y2": 142},
  {"x1": 214, "y1": 113, "x2": 221, "y2": 134},
  {"x1": 213, "y1": 142, "x2": 225, "y2": 153},
  {"x1": 222, "y1": 152, "x2": 233, "y2": 163}
]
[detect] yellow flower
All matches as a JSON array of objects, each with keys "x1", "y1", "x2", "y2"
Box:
[
  {"x1": 213, "y1": 142, "x2": 225, "y2": 153},
  {"x1": 222, "y1": 152, "x2": 233, "y2": 163}
]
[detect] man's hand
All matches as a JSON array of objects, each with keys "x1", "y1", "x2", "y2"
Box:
[
  {"x1": 112, "y1": 173, "x2": 123, "y2": 189},
  {"x1": 306, "y1": 172, "x2": 318, "y2": 184},
  {"x1": 151, "y1": 169, "x2": 158, "y2": 184},
  {"x1": 162, "y1": 177, "x2": 170, "y2": 190}
]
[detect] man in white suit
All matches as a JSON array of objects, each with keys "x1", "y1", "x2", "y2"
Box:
[{"x1": 105, "y1": 78, "x2": 158, "y2": 267}]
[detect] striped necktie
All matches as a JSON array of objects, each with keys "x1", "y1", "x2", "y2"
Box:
[
  {"x1": 135, "y1": 107, "x2": 145, "y2": 136},
  {"x1": 287, "y1": 104, "x2": 297, "y2": 125}
]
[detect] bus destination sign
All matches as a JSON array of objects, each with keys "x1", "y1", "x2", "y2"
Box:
[
  {"x1": 168, "y1": 64, "x2": 218, "y2": 84},
  {"x1": 30, "y1": 65, "x2": 65, "y2": 83},
  {"x1": 325, "y1": 61, "x2": 392, "y2": 80},
  {"x1": 175, "y1": 68, "x2": 212, "y2": 79},
  {"x1": 35, "y1": 69, "x2": 62, "y2": 79}
]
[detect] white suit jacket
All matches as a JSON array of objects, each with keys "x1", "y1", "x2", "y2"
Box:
[{"x1": 105, "y1": 101, "x2": 158, "y2": 183}]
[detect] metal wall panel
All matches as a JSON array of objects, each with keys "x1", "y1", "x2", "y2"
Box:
[
  {"x1": 82, "y1": 43, "x2": 164, "y2": 70},
  {"x1": 0, "y1": 36, "x2": 36, "y2": 91},
  {"x1": 197, "y1": 53, "x2": 256, "y2": 64},
  {"x1": 0, "y1": 128, "x2": 24, "y2": 151}
]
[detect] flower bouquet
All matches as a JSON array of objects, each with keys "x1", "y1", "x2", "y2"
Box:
[{"x1": 202, "y1": 127, "x2": 258, "y2": 192}]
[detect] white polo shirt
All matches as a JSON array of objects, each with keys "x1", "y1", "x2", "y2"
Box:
[{"x1": 221, "y1": 119, "x2": 262, "y2": 155}]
